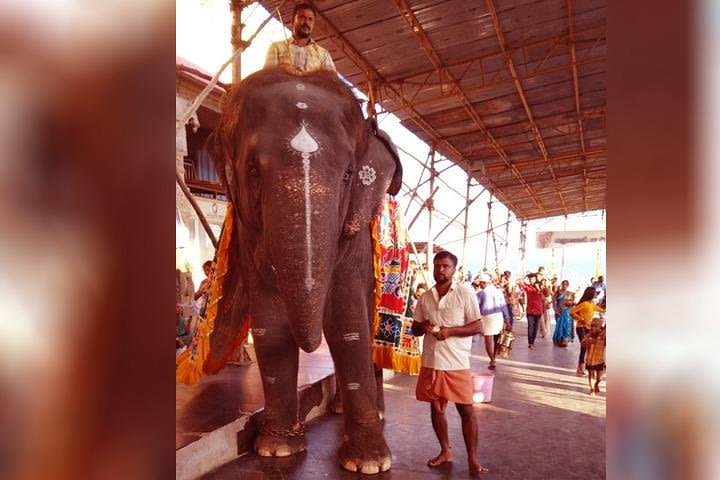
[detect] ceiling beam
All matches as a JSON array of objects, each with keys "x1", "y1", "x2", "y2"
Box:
[
  {"x1": 443, "y1": 106, "x2": 607, "y2": 142},
  {"x1": 383, "y1": 24, "x2": 605, "y2": 85},
  {"x1": 473, "y1": 147, "x2": 606, "y2": 175},
  {"x1": 485, "y1": 0, "x2": 567, "y2": 215},
  {"x1": 383, "y1": 55, "x2": 605, "y2": 116},
  {"x1": 390, "y1": 0, "x2": 546, "y2": 216},
  {"x1": 491, "y1": 165, "x2": 605, "y2": 189}
]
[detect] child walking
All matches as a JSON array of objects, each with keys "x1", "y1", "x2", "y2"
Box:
[
  {"x1": 569, "y1": 287, "x2": 605, "y2": 375},
  {"x1": 581, "y1": 318, "x2": 606, "y2": 395}
]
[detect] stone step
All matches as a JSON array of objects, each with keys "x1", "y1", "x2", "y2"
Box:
[{"x1": 176, "y1": 373, "x2": 336, "y2": 480}]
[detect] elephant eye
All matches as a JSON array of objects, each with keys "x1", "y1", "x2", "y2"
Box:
[
  {"x1": 342, "y1": 169, "x2": 353, "y2": 181},
  {"x1": 247, "y1": 164, "x2": 259, "y2": 177}
]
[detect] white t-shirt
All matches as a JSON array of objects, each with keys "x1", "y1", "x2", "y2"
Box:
[{"x1": 414, "y1": 283, "x2": 481, "y2": 370}]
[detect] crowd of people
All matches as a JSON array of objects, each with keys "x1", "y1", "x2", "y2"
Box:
[{"x1": 463, "y1": 266, "x2": 606, "y2": 378}]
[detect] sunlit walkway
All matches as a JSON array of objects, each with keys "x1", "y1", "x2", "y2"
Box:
[{"x1": 196, "y1": 320, "x2": 605, "y2": 479}]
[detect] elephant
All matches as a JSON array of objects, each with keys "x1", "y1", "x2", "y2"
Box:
[{"x1": 203, "y1": 67, "x2": 402, "y2": 474}]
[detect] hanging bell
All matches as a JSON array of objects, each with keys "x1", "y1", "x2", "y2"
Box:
[{"x1": 496, "y1": 330, "x2": 515, "y2": 358}]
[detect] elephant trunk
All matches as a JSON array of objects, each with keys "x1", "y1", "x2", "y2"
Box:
[
  {"x1": 271, "y1": 250, "x2": 331, "y2": 353},
  {"x1": 264, "y1": 203, "x2": 338, "y2": 353}
]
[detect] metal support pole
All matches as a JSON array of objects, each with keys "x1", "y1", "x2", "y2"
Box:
[
  {"x1": 483, "y1": 199, "x2": 492, "y2": 271},
  {"x1": 426, "y1": 147, "x2": 436, "y2": 280},
  {"x1": 434, "y1": 191, "x2": 483, "y2": 242},
  {"x1": 519, "y1": 220, "x2": 528, "y2": 275},
  {"x1": 560, "y1": 215, "x2": 567, "y2": 278},
  {"x1": 460, "y1": 174, "x2": 471, "y2": 278},
  {"x1": 491, "y1": 205, "x2": 500, "y2": 275},
  {"x1": 406, "y1": 228, "x2": 430, "y2": 287},
  {"x1": 230, "y1": 0, "x2": 246, "y2": 85},
  {"x1": 407, "y1": 186, "x2": 440, "y2": 231},
  {"x1": 404, "y1": 149, "x2": 433, "y2": 217},
  {"x1": 503, "y1": 210, "x2": 511, "y2": 261}
]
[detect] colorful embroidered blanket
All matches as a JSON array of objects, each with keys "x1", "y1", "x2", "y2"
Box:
[
  {"x1": 371, "y1": 196, "x2": 421, "y2": 375},
  {"x1": 177, "y1": 195, "x2": 422, "y2": 385}
]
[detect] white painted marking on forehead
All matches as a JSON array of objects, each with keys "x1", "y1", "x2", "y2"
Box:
[
  {"x1": 296, "y1": 83, "x2": 306, "y2": 91},
  {"x1": 358, "y1": 165, "x2": 377, "y2": 186},
  {"x1": 343, "y1": 332, "x2": 360, "y2": 342},
  {"x1": 290, "y1": 124, "x2": 319, "y2": 154},
  {"x1": 296, "y1": 102, "x2": 308, "y2": 109},
  {"x1": 288, "y1": 122, "x2": 319, "y2": 292},
  {"x1": 346, "y1": 383, "x2": 360, "y2": 391},
  {"x1": 264, "y1": 376, "x2": 276, "y2": 384}
]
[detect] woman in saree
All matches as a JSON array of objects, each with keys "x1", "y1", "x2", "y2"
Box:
[{"x1": 552, "y1": 281, "x2": 574, "y2": 346}]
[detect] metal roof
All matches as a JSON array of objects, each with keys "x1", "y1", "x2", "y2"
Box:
[{"x1": 258, "y1": 0, "x2": 606, "y2": 220}]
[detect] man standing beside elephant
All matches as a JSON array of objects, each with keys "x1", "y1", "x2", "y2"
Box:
[
  {"x1": 265, "y1": 3, "x2": 336, "y2": 74},
  {"x1": 411, "y1": 251, "x2": 490, "y2": 475}
]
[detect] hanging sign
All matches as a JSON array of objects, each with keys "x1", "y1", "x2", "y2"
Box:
[
  {"x1": 193, "y1": 197, "x2": 227, "y2": 225},
  {"x1": 536, "y1": 230, "x2": 606, "y2": 249}
]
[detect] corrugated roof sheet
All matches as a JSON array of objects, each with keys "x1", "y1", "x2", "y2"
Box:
[{"x1": 258, "y1": 0, "x2": 606, "y2": 220}]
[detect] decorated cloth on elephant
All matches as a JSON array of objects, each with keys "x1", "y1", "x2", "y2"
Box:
[
  {"x1": 176, "y1": 205, "x2": 250, "y2": 385},
  {"x1": 371, "y1": 196, "x2": 422, "y2": 375}
]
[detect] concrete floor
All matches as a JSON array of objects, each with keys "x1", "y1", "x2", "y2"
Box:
[{"x1": 196, "y1": 320, "x2": 606, "y2": 479}]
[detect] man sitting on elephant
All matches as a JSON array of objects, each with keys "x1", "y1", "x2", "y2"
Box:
[{"x1": 265, "y1": 2, "x2": 336, "y2": 74}]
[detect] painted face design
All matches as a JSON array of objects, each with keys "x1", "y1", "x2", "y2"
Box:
[
  {"x1": 358, "y1": 165, "x2": 377, "y2": 185},
  {"x1": 288, "y1": 122, "x2": 320, "y2": 291}
]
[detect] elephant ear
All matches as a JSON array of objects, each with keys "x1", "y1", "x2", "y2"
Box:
[{"x1": 342, "y1": 122, "x2": 403, "y2": 239}]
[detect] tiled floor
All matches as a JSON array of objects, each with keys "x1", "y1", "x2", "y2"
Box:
[{"x1": 193, "y1": 321, "x2": 606, "y2": 479}]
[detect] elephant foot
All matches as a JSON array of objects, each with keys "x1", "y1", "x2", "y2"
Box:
[
  {"x1": 255, "y1": 423, "x2": 307, "y2": 457},
  {"x1": 338, "y1": 436, "x2": 391, "y2": 474}
]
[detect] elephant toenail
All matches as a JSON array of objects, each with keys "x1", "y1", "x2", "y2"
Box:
[
  {"x1": 275, "y1": 447, "x2": 292, "y2": 457},
  {"x1": 361, "y1": 464, "x2": 380, "y2": 474}
]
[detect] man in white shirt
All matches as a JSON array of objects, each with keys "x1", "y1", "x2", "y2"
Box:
[{"x1": 411, "y1": 251, "x2": 489, "y2": 475}]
